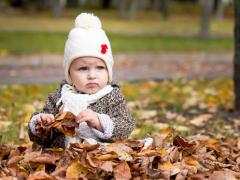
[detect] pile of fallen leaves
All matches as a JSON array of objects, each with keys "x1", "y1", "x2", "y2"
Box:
[{"x1": 1, "y1": 128, "x2": 240, "y2": 179}]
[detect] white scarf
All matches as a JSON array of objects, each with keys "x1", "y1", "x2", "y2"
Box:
[{"x1": 56, "y1": 84, "x2": 113, "y2": 116}]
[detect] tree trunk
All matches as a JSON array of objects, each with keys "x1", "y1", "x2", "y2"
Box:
[
  {"x1": 159, "y1": 0, "x2": 170, "y2": 19},
  {"x1": 234, "y1": 0, "x2": 240, "y2": 111},
  {"x1": 152, "y1": 0, "x2": 161, "y2": 10},
  {"x1": 117, "y1": 0, "x2": 129, "y2": 18},
  {"x1": 129, "y1": 0, "x2": 138, "y2": 20},
  {"x1": 102, "y1": 0, "x2": 112, "y2": 8},
  {"x1": 199, "y1": 0, "x2": 214, "y2": 38},
  {"x1": 117, "y1": 0, "x2": 139, "y2": 20},
  {"x1": 52, "y1": 0, "x2": 66, "y2": 18},
  {"x1": 215, "y1": 0, "x2": 225, "y2": 21}
]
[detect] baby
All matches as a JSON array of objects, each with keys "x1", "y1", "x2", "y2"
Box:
[{"x1": 28, "y1": 13, "x2": 135, "y2": 148}]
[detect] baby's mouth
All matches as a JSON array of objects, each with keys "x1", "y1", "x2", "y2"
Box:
[{"x1": 86, "y1": 83, "x2": 98, "y2": 88}]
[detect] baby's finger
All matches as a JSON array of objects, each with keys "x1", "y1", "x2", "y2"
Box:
[
  {"x1": 35, "y1": 117, "x2": 42, "y2": 124},
  {"x1": 76, "y1": 114, "x2": 83, "y2": 121},
  {"x1": 48, "y1": 114, "x2": 55, "y2": 122},
  {"x1": 76, "y1": 116, "x2": 88, "y2": 124},
  {"x1": 46, "y1": 116, "x2": 54, "y2": 125},
  {"x1": 40, "y1": 114, "x2": 48, "y2": 125}
]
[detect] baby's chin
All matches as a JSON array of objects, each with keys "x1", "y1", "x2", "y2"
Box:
[{"x1": 83, "y1": 87, "x2": 100, "y2": 94}]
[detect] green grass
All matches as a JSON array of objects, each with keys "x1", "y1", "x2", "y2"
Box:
[{"x1": 0, "y1": 31, "x2": 233, "y2": 54}]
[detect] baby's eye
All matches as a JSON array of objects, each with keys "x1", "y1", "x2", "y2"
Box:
[
  {"x1": 96, "y1": 66, "x2": 105, "y2": 70},
  {"x1": 78, "y1": 67, "x2": 88, "y2": 71}
]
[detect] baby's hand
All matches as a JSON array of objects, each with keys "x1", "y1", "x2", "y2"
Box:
[
  {"x1": 76, "y1": 109, "x2": 103, "y2": 132},
  {"x1": 35, "y1": 114, "x2": 55, "y2": 136}
]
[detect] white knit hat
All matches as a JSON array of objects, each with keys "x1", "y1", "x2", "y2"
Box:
[{"x1": 64, "y1": 13, "x2": 114, "y2": 84}]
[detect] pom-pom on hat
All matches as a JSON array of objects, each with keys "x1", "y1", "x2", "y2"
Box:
[{"x1": 64, "y1": 13, "x2": 114, "y2": 84}]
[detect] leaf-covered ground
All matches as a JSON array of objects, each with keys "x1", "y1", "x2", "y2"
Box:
[
  {"x1": 0, "y1": 131, "x2": 239, "y2": 179},
  {"x1": 0, "y1": 78, "x2": 240, "y2": 179}
]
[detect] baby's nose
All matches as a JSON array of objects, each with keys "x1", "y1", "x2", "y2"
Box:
[{"x1": 88, "y1": 70, "x2": 96, "y2": 79}]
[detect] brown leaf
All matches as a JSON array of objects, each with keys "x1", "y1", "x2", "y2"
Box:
[
  {"x1": 113, "y1": 161, "x2": 131, "y2": 180},
  {"x1": 137, "y1": 110, "x2": 157, "y2": 120},
  {"x1": 184, "y1": 157, "x2": 199, "y2": 166},
  {"x1": 66, "y1": 160, "x2": 88, "y2": 179},
  {"x1": 20, "y1": 151, "x2": 42, "y2": 169},
  {"x1": 105, "y1": 142, "x2": 133, "y2": 161},
  {"x1": 127, "y1": 140, "x2": 144, "y2": 151},
  {"x1": 0, "y1": 145, "x2": 11, "y2": 159},
  {"x1": 50, "y1": 165, "x2": 68, "y2": 177},
  {"x1": 212, "y1": 171, "x2": 237, "y2": 180},
  {"x1": 37, "y1": 112, "x2": 78, "y2": 138},
  {"x1": 99, "y1": 161, "x2": 113, "y2": 172},
  {"x1": 0, "y1": 177, "x2": 17, "y2": 180},
  {"x1": 28, "y1": 170, "x2": 55, "y2": 180},
  {"x1": 52, "y1": 111, "x2": 78, "y2": 136},
  {"x1": 173, "y1": 135, "x2": 195, "y2": 149},
  {"x1": 7, "y1": 155, "x2": 24, "y2": 166},
  {"x1": 96, "y1": 152, "x2": 118, "y2": 161},
  {"x1": 29, "y1": 153, "x2": 60, "y2": 165},
  {"x1": 190, "y1": 114, "x2": 212, "y2": 127},
  {"x1": 188, "y1": 171, "x2": 211, "y2": 180},
  {"x1": 85, "y1": 154, "x2": 98, "y2": 168},
  {"x1": 69, "y1": 143, "x2": 100, "y2": 152},
  {"x1": 147, "y1": 168, "x2": 166, "y2": 179},
  {"x1": 136, "y1": 149, "x2": 160, "y2": 157},
  {"x1": 169, "y1": 147, "x2": 181, "y2": 162}
]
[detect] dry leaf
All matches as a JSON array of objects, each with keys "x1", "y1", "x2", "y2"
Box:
[
  {"x1": 7, "y1": 155, "x2": 24, "y2": 166},
  {"x1": 136, "y1": 149, "x2": 159, "y2": 157},
  {"x1": 190, "y1": 114, "x2": 212, "y2": 127},
  {"x1": 29, "y1": 153, "x2": 60, "y2": 165},
  {"x1": 173, "y1": 135, "x2": 195, "y2": 149},
  {"x1": 96, "y1": 152, "x2": 119, "y2": 161},
  {"x1": 184, "y1": 157, "x2": 199, "y2": 166},
  {"x1": 99, "y1": 161, "x2": 113, "y2": 172},
  {"x1": 105, "y1": 142, "x2": 133, "y2": 161},
  {"x1": 28, "y1": 170, "x2": 55, "y2": 180},
  {"x1": 113, "y1": 161, "x2": 131, "y2": 180},
  {"x1": 137, "y1": 110, "x2": 157, "y2": 120},
  {"x1": 66, "y1": 160, "x2": 88, "y2": 179},
  {"x1": 69, "y1": 143, "x2": 99, "y2": 152},
  {"x1": 52, "y1": 111, "x2": 78, "y2": 136}
]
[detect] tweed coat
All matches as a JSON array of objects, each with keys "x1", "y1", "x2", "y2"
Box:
[{"x1": 28, "y1": 81, "x2": 135, "y2": 148}]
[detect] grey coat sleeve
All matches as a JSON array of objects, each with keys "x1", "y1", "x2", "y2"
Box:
[
  {"x1": 28, "y1": 88, "x2": 64, "y2": 147},
  {"x1": 106, "y1": 89, "x2": 135, "y2": 142}
]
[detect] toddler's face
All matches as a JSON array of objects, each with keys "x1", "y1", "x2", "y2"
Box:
[{"x1": 69, "y1": 57, "x2": 109, "y2": 94}]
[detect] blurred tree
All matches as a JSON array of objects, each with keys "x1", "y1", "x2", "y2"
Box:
[
  {"x1": 152, "y1": 0, "x2": 171, "y2": 19},
  {"x1": 129, "y1": 0, "x2": 138, "y2": 20},
  {"x1": 234, "y1": 0, "x2": 240, "y2": 111},
  {"x1": 152, "y1": 0, "x2": 161, "y2": 10},
  {"x1": 159, "y1": 0, "x2": 171, "y2": 19},
  {"x1": 199, "y1": 0, "x2": 214, "y2": 38},
  {"x1": 35, "y1": 0, "x2": 47, "y2": 10},
  {"x1": 102, "y1": 0, "x2": 112, "y2": 8},
  {"x1": 117, "y1": 0, "x2": 129, "y2": 18},
  {"x1": 67, "y1": 0, "x2": 80, "y2": 7},
  {"x1": 52, "y1": 0, "x2": 66, "y2": 18},
  {"x1": 117, "y1": 0, "x2": 140, "y2": 20},
  {"x1": 8, "y1": 0, "x2": 24, "y2": 8},
  {"x1": 215, "y1": 0, "x2": 224, "y2": 20},
  {"x1": 213, "y1": 0, "x2": 229, "y2": 21}
]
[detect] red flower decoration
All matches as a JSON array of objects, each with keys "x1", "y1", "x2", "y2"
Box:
[{"x1": 101, "y1": 44, "x2": 108, "y2": 54}]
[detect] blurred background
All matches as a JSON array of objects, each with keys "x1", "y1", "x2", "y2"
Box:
[
  {"x1": 0, "y1": 0, "x2": 237, "y2": 143},
  {"x1": 0, "y1": 0, "x2": 234, "y2": 82}
]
